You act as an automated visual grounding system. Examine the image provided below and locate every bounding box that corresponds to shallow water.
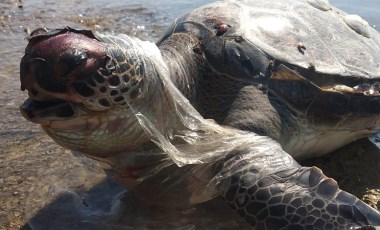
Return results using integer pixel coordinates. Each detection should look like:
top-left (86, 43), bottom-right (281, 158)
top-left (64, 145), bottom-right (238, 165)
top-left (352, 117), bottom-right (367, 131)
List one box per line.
top-left (0, 0), bottom-right (380, 229)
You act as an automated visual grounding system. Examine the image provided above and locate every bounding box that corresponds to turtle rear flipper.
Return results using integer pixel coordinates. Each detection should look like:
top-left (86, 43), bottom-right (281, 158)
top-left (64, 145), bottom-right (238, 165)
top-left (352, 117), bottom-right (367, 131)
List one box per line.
top-left (215, 147), bottom-right (380, 229)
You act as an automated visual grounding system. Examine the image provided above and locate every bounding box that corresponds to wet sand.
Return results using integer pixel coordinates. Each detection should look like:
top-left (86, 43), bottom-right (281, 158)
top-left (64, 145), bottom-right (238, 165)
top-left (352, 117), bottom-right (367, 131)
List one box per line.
top-left (0, 1), bottom-right (169, 228)
top-left (0, 0), bottom-right (379, 229)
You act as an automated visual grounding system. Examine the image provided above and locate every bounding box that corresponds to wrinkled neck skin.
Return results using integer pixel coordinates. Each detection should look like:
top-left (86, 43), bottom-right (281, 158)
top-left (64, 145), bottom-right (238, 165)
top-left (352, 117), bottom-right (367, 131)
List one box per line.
top-left (94, 33), bottom-right (204, 159)
top-left (101, 34), bottom-right (223, 206)
top-left (120, 33), bottom-right (205, 145)
top-left (121, 33), bottom-right (206, 148)
top-left (158, 33), bottom-right (204, 102)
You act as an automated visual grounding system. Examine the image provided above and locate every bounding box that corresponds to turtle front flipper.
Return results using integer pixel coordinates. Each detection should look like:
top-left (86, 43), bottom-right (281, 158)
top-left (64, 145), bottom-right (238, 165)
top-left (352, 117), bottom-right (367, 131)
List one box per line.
top-left (215, 146), bottom-right (380, 229)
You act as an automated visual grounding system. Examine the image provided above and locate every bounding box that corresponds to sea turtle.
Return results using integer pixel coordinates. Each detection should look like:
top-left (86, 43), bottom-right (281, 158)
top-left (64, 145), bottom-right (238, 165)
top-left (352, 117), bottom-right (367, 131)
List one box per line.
top-left (19, 0), bottom-right (380, 229)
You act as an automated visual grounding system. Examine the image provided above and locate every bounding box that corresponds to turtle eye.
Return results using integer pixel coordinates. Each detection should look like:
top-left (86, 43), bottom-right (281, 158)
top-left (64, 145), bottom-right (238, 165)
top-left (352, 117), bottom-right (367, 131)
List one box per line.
top-left (56, 49), bottom-right (88, 76)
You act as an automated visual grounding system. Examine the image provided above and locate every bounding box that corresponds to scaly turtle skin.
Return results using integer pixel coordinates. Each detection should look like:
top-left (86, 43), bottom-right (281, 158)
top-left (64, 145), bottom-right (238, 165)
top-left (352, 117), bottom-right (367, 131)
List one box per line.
top-left (19, 0), bottom-right (380, 229)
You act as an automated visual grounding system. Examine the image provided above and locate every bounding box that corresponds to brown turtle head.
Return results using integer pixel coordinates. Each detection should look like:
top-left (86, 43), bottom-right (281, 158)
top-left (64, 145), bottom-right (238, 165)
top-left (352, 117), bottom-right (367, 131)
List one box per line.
top-left (20, 27), bottom-right (149, 156)
top-left (20, 28), bottom-right (106, 95)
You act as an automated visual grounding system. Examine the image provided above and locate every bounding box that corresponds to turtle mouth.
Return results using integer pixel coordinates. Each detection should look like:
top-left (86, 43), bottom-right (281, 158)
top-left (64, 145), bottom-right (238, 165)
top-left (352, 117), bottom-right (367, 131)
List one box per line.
top-left (20, 90), bottom-right (76, 125)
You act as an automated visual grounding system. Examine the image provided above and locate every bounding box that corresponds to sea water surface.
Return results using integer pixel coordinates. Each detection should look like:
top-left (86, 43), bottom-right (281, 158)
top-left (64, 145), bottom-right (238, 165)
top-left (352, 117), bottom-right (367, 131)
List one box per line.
top-left (0, 0), bottom-right (379, 229)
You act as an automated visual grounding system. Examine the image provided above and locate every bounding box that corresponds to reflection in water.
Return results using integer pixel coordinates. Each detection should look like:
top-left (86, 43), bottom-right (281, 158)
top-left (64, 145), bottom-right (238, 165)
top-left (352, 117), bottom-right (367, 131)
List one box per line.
top-left (330, 0), bottom-right (380, 29)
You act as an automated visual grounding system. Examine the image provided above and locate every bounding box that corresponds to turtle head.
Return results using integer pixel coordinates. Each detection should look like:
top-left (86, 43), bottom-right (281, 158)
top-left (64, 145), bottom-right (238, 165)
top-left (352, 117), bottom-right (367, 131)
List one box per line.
top-left (20, 27), bottom-right (150, 156)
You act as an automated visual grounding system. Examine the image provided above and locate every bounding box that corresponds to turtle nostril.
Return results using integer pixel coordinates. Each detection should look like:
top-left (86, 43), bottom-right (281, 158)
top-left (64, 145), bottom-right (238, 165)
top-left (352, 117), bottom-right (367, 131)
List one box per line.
top-left (20, 56), bottom-right (45, 91)
top-left (20, 53), bottom-right (68, 93)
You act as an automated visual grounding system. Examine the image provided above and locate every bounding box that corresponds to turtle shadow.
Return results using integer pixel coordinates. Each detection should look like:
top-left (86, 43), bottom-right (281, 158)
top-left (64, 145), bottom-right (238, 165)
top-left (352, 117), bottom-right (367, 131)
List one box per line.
top-left (20, 179), bottom-right (132, 230)
top-left (20, 179), bottom-right (250, 230)
top-left (301, 138), bottom-right (380, 209)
